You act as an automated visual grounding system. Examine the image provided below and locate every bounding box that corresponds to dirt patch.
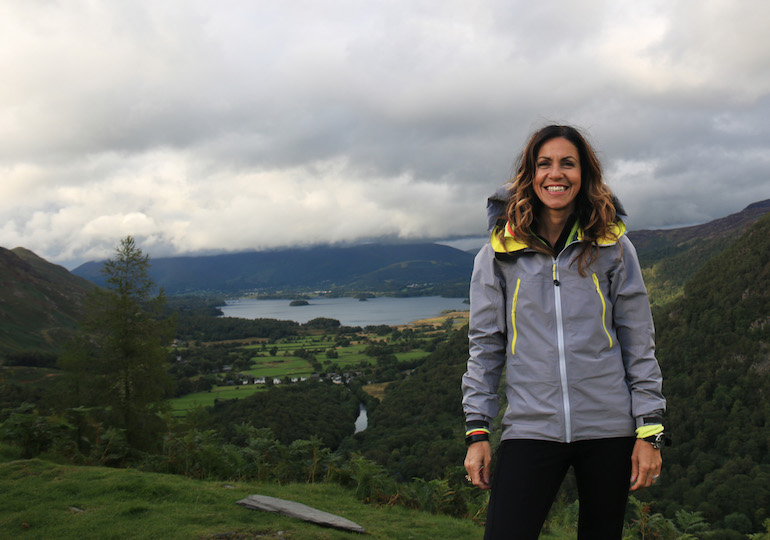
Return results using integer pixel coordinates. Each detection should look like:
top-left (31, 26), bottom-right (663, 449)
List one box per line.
top-left (362, 382), bottom-right (390, 401)
top-left (399, 310), bottom-right (469, 329)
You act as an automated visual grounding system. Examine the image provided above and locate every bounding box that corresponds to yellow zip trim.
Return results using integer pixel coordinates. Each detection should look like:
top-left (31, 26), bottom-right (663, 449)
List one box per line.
top-left (592, 273), bottom-right (613, 348)
top-left (511, 278), bottom-right (521, 355)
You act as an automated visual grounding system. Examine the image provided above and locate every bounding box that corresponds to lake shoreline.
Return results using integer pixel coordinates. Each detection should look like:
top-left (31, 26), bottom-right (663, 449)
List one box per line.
top-left (219, 296), bottom-right (470, 328)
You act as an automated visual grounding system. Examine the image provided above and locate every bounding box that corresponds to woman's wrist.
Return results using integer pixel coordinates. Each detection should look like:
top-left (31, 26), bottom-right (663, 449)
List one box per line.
top-left (465, 420), bottom-right (490, 445)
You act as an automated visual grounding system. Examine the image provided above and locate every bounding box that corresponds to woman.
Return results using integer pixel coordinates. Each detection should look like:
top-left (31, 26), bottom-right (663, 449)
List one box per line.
top-left (462, 125), bottom-right (667, 539)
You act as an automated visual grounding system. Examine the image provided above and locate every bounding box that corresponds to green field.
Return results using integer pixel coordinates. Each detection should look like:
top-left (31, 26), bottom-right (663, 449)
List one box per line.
top-left (168, 385), bottom-right (266, 414)
top-left (243, 357), bottom-right (315, 378)
top-left (242, 336), bottom-right (337, 352)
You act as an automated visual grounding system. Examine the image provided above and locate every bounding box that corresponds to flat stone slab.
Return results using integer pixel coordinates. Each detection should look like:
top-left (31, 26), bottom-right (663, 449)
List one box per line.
top-left (237, 494), bottom-right (365, 534)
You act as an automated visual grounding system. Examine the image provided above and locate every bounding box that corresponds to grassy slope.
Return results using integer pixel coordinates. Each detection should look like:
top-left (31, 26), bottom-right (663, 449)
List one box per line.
top-left (629, 200), bottom-right (770, 307)
top-left (0, 247), bottom-right (95, 356)
top-left (0, 458), bottom-right (483, 539)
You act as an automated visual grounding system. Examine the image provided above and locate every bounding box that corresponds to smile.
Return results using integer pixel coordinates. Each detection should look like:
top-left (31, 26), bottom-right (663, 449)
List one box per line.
top-left (545, 186), bottom-right (568, 192)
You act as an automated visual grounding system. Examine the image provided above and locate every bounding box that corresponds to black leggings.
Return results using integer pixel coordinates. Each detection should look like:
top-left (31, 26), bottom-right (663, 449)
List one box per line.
top-left (484, 437), bottom-right (636, 540)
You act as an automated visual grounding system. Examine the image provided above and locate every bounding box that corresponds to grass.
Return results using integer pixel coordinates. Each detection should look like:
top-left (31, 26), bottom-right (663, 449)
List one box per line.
top-left (0, 458), bottom-right (484, 539)
top-left (243, 357), bottom-right (315, 378)
top-left (0, 366), bottom-right (62, 386)
top-left (400, 310), bottom-right (469, 330)
top-left (242, 336), bottom-right (337, 352)
top-left (168, 385), bottom-right (267, 414)
top-left (361, 383), bottom-right (390, 401)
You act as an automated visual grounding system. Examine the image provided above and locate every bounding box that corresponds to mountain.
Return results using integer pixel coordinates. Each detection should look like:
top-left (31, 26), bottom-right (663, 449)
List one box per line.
top-left (72, 243), bottom-right (476, 296)
top-left (628, 200), bottom-right (770, 305)
top-left (629, 199), bottom-right (770, 258)
top-left (0, 247), bottom-right (96, 357)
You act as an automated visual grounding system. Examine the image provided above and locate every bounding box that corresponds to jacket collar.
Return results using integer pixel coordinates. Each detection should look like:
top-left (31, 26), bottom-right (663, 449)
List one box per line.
top-left (490, 218), bottom-right (627, 254)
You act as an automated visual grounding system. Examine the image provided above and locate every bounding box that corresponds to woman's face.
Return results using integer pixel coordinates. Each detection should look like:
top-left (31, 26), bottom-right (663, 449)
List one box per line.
top-left (533, 137), bottom-right (582, 214)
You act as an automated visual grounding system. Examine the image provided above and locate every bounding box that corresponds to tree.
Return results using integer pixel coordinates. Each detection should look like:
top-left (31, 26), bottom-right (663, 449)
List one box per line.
top-left (61, 236), bottom-right (174, 451)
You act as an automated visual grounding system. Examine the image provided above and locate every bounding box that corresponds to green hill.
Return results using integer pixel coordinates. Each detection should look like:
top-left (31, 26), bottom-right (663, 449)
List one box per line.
top-left (629, 199), bottom-right (770, 306)
top-left (0, 247), bottom-right (96, 358)
top-left (0, 457), bottom-right (484, 539)
top-left (649, 212), bottom-right (770, 530)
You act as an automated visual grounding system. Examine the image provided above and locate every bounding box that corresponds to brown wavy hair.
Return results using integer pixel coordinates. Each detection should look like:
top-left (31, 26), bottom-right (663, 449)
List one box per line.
top-left (499, 125), bottom-right (619, 274)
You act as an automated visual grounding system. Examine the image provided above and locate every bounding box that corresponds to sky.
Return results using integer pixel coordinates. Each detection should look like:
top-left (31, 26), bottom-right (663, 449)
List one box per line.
top-left (2, 1), bottom-right (770, 269)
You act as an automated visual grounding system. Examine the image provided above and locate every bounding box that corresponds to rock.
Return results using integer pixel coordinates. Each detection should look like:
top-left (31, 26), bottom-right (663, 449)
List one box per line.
top-left (236, 494), bottom-right (365, 534)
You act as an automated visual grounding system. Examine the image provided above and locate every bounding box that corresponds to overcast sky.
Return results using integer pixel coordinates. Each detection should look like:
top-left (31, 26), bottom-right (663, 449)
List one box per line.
top-left (3, 1), bottom-right (770, 269)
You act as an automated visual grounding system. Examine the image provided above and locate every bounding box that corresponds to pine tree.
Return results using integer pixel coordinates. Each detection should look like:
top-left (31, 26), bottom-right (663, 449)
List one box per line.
top-left (61, 236), bottom-right (174, 451)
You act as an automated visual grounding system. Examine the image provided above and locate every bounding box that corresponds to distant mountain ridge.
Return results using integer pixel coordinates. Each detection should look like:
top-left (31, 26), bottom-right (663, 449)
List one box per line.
top-left (628, 199), bottom-right (770, 261)
top-left (71, 243), bottom-right (476, 296)
top-left (628, 199), bottom-right (770, 305)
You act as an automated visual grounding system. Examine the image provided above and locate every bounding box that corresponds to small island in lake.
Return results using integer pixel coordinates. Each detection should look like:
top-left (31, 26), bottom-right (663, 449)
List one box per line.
top-left (289, 300), bottom-right (309, 307)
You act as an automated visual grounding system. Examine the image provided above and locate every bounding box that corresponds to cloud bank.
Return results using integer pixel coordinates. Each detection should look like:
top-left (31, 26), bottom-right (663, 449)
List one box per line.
top-left (2, 0), bottom-right (769, 267)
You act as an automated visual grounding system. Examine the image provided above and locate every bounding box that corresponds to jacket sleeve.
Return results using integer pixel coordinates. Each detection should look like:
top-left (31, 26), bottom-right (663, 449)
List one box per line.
top-left (462, 243), bottom-right (507, 425)
top-left (609, 236), bottom-right (666, 427)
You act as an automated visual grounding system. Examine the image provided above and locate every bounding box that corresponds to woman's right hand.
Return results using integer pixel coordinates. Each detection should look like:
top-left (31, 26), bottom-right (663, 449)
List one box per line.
top-left (464, 440), bottom-right (492, 489)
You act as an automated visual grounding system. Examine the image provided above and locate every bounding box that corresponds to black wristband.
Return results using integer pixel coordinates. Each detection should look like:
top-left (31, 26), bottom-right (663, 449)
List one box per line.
top-left (465, 433), bottom-right (490, 446)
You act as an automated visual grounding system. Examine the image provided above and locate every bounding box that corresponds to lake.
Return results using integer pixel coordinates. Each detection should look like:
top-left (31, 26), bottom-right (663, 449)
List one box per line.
top-left (218, 296), bottom-right (469, 327)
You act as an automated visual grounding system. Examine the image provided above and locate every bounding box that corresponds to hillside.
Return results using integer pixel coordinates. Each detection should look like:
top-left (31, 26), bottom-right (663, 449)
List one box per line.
top-left (628, 199), bottom-right (770, 305)
top-left (648, 211), bottom-right (770, 529)
top-left (0, 458), bottom-right (484, 539)
top-left (0, 247), bottom-right (96, 358)
top-left (72, 242), bottom-right (475, 296)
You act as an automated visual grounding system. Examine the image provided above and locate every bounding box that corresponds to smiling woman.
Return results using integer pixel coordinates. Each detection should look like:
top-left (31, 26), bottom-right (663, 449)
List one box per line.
top-left (462, 124), bottom-right (666, 539)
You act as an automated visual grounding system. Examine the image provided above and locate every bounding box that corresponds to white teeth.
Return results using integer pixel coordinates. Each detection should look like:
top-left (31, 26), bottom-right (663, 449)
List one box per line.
top-left (546, 186), bottom-right (567, 192)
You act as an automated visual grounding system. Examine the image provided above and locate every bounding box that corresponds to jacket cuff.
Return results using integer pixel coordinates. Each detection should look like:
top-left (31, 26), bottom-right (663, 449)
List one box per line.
top-left (465, 418), bottom-right (491, 431)
top-left (635, 411), bottom-right (664, 429)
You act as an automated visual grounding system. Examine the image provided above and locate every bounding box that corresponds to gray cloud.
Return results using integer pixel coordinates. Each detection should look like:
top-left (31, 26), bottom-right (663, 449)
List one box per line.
top-left (1, 0), bottom-right (769, 268)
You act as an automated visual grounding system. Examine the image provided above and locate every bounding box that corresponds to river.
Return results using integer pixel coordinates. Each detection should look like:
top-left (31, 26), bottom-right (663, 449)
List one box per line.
top-left (218, 296), bottom-right (469, 327)
top-left (354, 403), bottom-right (368, 434)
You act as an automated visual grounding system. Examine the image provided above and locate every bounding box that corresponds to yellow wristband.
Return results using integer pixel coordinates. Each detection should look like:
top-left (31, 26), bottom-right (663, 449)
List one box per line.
top-left (636, 424), bottom-right (664, 439)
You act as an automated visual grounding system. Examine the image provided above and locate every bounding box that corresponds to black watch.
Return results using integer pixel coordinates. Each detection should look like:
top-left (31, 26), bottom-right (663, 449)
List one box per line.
top-left (643, 432), bottom-right (671, 450)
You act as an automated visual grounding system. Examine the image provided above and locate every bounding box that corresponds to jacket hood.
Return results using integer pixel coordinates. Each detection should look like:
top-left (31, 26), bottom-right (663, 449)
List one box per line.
top-left (485, 184), bottom-right (629, 234)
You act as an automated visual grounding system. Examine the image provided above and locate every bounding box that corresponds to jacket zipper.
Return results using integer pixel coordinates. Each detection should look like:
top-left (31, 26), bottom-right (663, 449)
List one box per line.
top-left (591, 273), bottom-right (614, 348)
top-left (552, 260), bottom-right (572, 443)
top-left (510, 278), bottom-right (521, 355)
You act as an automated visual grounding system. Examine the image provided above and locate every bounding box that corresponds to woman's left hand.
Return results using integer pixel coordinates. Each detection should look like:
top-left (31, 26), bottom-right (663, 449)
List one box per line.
top-left (630, 438), bottom-right (662, 491)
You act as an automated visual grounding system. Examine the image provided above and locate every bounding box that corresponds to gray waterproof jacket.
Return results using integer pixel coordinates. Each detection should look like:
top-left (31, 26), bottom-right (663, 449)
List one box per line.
top-left (462, 187), bottom-right (666, 442)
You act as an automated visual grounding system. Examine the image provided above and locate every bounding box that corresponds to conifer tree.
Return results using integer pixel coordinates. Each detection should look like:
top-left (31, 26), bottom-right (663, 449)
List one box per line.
top-left (61, 236), bottom-right (174, 451)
